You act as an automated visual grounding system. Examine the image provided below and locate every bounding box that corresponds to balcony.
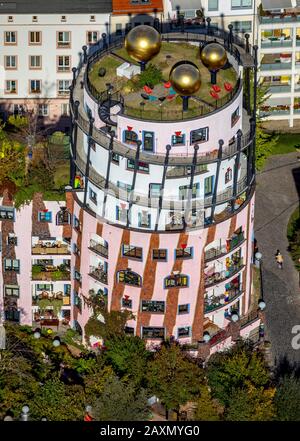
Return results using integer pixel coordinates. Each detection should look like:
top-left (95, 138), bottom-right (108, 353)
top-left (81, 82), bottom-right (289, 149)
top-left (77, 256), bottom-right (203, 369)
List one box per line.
top-left (260, 62), bottom-right (292, 71)
top-left (205, 232), bottom-right (245, 262)
top-left (32, 263), bottom-right (71, 281)
top-left (261, 39), bottom-right (293, 49)
top-left (204, 288), bottom-right (243, 314)
top-left (259, 10), bottom-right (300, 24)
top-left (205, 260), bottom-right (244, 288)
top-left (263, 84), bottom-right (291, 93)
top-left (88, 265), bottom-right (108, 284)
top-left (89, 239), bottom-right (108, 258)
top-left (32, 240), bottom-right (70, 255)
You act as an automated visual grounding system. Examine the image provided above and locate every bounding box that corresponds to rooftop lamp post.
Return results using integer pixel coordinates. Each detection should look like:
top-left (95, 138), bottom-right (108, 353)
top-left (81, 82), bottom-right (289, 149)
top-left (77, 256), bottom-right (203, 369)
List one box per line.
top-left (20, 405), bottom-right (30, 421)
top-left (169, 61), bottom-right (201, 112)
top-left (33, 327), bottom-right (61, 347)
top-left (200, 42), bottom-right (228, 85)
top-left (124, 25), bottom-right (161, 72)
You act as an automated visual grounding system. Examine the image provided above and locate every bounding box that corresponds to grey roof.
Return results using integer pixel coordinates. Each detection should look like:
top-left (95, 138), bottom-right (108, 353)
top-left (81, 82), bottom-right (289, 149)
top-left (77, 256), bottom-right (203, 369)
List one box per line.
top-left (261, 0), bottom-right (292, 10)
top-left (0, 1), bottom-right (112, 14)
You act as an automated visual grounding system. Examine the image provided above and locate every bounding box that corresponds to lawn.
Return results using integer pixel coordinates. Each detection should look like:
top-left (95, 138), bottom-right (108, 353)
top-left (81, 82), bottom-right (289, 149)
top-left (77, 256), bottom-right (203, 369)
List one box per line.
top-left (88, 42), bottom-right (238, 120)
top-left (287, 207), bottom-right (300, 272)
top-left (270, 133), bottom-right (300, 155)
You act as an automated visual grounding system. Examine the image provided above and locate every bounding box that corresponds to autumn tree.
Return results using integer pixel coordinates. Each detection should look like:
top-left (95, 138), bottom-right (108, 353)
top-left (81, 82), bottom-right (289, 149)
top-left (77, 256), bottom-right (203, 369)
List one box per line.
top-left (275, 376), bottom-right (300, 421)
top-left (147, 342), bottom-right (204, 418)
top-left (0, 122), bottom-right (26, 189)
top-left (193, 384), bottom-right (223, 421)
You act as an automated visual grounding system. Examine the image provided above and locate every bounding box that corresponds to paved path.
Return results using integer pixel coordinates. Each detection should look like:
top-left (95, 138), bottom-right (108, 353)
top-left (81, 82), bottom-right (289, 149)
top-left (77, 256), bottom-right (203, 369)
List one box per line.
top-left (255, 152), bottom-right (300, 367)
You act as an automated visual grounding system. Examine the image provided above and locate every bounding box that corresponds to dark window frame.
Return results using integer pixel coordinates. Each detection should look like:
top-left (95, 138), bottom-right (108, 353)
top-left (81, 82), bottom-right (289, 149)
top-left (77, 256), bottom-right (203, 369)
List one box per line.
top-left (190, 127), bottom-right (209, 144)
top-left (141, 300), bottom-right (165, 313)
top-left (117, 270), bottom-right (142, 287)
top-left (152, 249), bottom-right (168, 261)
top-left (175, 247), bottom-right (193, 259)
top-left (122, 245), bottom-right (143, 260)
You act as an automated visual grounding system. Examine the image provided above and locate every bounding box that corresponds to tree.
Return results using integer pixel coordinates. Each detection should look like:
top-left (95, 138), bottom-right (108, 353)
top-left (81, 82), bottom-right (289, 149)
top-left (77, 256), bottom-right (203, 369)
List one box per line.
top-left (147, 342), bottom-right (204, 417)
top-left (193, 384), bottom-right (222, 421)
top-left (275, 376), bottom-right (300, 421)
top-left (207, 341), bottom-right (270, 407)
top-left (104, 335), bottom-right (150, 387)
top-left (225, 384), bottom-right (275, 421)
top-left (29, 378), bottom-right (85, 421)
top-left (0, 122), bottom-right (26, 189)
top-left (138, 64), bottom-right (163, 88)
top-left (92, 376), bottom-right (149, 421)
top-left (84, 309), bottom-right (134, 341)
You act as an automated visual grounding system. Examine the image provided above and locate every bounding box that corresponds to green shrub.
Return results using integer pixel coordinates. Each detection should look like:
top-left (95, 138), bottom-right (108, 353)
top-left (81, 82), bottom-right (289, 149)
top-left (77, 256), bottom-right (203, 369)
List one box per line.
top-left (98, 67), bottom-right (106, 77)
top-left (138, 64), bottom-right (163, 88)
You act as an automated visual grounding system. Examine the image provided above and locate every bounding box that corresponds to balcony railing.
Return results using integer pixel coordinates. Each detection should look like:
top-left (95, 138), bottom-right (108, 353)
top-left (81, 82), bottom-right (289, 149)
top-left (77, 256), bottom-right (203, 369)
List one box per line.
top-left (261, 39), bottom-right (293, 48)
top-left (205, 260), bottom-right (244, 288)
top-left (263, 84), bottom-right (291, 93)
top-left (205, 232), bottom-right (245, 262)
top-left (32, 264), bottom-right (71, 281)
top-left (32, 242), bottom-right (70, 255)
top-left (88, 266), bottom-right (108, 284)
top-left (89, 239), bottom-right (108, 258)
top-left (260, 13), bottom-right (300, 24)
top-left (204, 288), bottom-right (243, 313)
top-left (260, 62), bottom-right (292, 71)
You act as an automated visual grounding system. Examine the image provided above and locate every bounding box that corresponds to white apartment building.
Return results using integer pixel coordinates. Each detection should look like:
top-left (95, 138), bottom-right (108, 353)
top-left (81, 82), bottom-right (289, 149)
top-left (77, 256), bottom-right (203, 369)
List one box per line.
top-left (257, 0), bottom-right (300, 127)
top-left (0, 1), bottom-right (112, 129)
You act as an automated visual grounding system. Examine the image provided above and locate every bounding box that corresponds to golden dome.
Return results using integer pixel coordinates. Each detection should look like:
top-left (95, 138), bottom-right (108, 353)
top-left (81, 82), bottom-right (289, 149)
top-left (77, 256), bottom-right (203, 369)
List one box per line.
top-left (169, 61), bottom-right (201, 96)
top-left (124, 25), bottom-right (161, 63)
top-left (200, 42), bottom-right (227, 71)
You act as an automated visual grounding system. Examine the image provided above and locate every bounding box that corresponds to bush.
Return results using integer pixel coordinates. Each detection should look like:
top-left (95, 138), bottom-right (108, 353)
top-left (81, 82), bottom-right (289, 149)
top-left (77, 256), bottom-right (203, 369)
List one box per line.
top-left (138, 64), bottom-right (163, 88)
top-left (98, 67), bottom-right (106, 77)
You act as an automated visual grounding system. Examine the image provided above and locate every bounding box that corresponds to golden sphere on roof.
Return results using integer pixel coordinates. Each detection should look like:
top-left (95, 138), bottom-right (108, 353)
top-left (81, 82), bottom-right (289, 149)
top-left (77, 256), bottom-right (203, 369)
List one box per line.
top-left (200, 42), bottom-right (227, 71)
top-left (169, 61), bottom-right (201, 96)
top-left (124, 25), bottom-right (161, 63)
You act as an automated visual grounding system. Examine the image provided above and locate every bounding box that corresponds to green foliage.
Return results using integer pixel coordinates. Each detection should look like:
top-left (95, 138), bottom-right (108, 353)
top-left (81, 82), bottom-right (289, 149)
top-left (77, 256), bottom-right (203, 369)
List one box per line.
top-left (29, 378), bottom-right (85, 421)
top-left (138, 64), bottom-right (163, 88)
top-left (207, 341), bottom-right (270, 407)
top-left (193, 385), bottom-right (222, 421)
top-left (255, 125), bottom-right (278, 171)
top-left (287, 208), bottom-right (300, 272)
top-left (147, 342), bottom-right (203, 412)
top-left (92, 376), bottom-right (149, 421)
top-left (7, 115), bottom-right (30, 130)
top-left (224, 384), bottom-right (275, 421)
top-left (49, 131), bottom-right (70, 146)
top-left (275, 376), bottom-right (300, 421)
top-left (84, 309), bottom-right (134, 340)
top-left (0, 122), bottom-right (26, 188)
top-left (104, 335), bottom-right (150, 386)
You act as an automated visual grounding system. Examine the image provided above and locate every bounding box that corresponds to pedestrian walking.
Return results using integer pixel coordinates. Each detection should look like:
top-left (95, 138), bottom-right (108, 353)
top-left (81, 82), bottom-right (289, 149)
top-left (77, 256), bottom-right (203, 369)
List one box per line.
top-left (275, 250), bottom-right (283, 269)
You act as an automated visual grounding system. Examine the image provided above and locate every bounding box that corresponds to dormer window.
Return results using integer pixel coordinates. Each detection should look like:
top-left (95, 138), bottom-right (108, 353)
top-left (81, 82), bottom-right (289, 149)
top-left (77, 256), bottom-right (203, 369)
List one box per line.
top-left (61, 16), bottom-right (67, 22)
top-left (32, 16), bottom-right (38, 22)
top-left (8, 16), bottom-right (13, 22)
top-left (90, 15), bottom-right (96, 22)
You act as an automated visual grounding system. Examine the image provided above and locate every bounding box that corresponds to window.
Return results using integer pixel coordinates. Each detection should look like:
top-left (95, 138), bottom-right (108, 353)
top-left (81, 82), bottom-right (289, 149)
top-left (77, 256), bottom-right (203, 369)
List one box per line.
top-left (8, 16), bottom-right (13, 22)
top-left (56, 208), bottom-right (71, 225)
top-left (124, 130), bottom-right (138, 145)
top-left (178, 304), bottom-right (190, 314)
top-left (118, 270), bottom-right (142, 287)
top-left (5, 259), bottom-right (20, 272)
top-left (57, 55), bottom-right (71, 72)
top-left (32, 15), bottom-right (38, 22)
top-left (73, 215), bottom-right (80, 231)
top-left (225, 167), bottom-right (232, 184)
top-left (122, 245), bottom-right (143, 260)
top-left (116, 24), bottom-right (123, 36)
top-left (179, 183), bottom-right (200, 200)
top-left (232, 21), bottom-right (252, 33)
top-left (190, 127), bottom-right (209, 144)
top-left (87, 31), bottom-right (98, 44)
top-left (122, 297), bottom-right (132, 308)
top-left (117, 181), bottom-right (132, 193)
top-left (4, 31), bottom-right (17, 44)
top-left (149, 183), bottom-right (162, 198)
top-left (141, 300), bottom-right (165, 313)
top-left (142, 327), bottom-right (165, 339)
top-left (29, 31), bottom-right (41, 44)
top-left (116, 205), bottom-right (128, 223)
top-left (127, 159), bottom-right (149, 173)
top-left (138, 211), bottom-right (151, 228)
top-left (8, 233), bottom-right (17, 245)
top-left (152, 249), bottom-right (167, 261)
top-left (58, 80), bottom-right (71, 96)
top-left (208, 0), bottom-right (219, 10)
top-left (57, 31), bottom-right (71, 48)
top-left (90, 15), bottom-right (96, 22)
top-left (0, 206), bottom-right (14, 220)
top-left (112, 153), bottom-right (120, 164)
top-left (89, 188), bottom-right (97, 204)
top-left (29, 55), bottom-right (42, 69)
top-left (125, 326), bottom-right (134, 335)
top-left (231, 0), bottom-right (252, 9)
top-left (175, 246), bottom-right (193, 259)
top-left (5, 80), bottom-right (17, 94)
top-left (30, 79), bottom-right (41, 94)
top-left (4, 55), bottom-right (17, 69)
top-left (178, 326), bottom-right (191, 338)
top-left (73, 243), bottom-right (80, 256)
top-left (143, 131), bottom-right (155, 152)
top-left (171, 133), bottom-right (185, 146)
top-left (61, 15), bottom-right (67, 22)
top-left (38, 211), bottom-right (52, 222)
top-left (5, 285), bottom-right (19, 297)
top-left (204, 176), bottom-right (214, 196)
top-left (38, 104), bottom-right (48, 117)
top-left (5, 309), bottom-right (20, 322)
top-left (61, 103), bottom-right (69, 116)
top-left (164, 274), bottom-right (189, 288)
top-left (231, 107), bottom-right (240, 127)
top-left (74, 270), bottom-right (81, 282)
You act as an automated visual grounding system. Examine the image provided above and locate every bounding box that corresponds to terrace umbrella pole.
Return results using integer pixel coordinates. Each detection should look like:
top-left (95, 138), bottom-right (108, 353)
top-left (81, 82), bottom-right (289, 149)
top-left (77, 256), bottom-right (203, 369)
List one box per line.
top-left (140, 61), bottom-right (146, 72)
top-left (210, 70), bottom-right (217, 85)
